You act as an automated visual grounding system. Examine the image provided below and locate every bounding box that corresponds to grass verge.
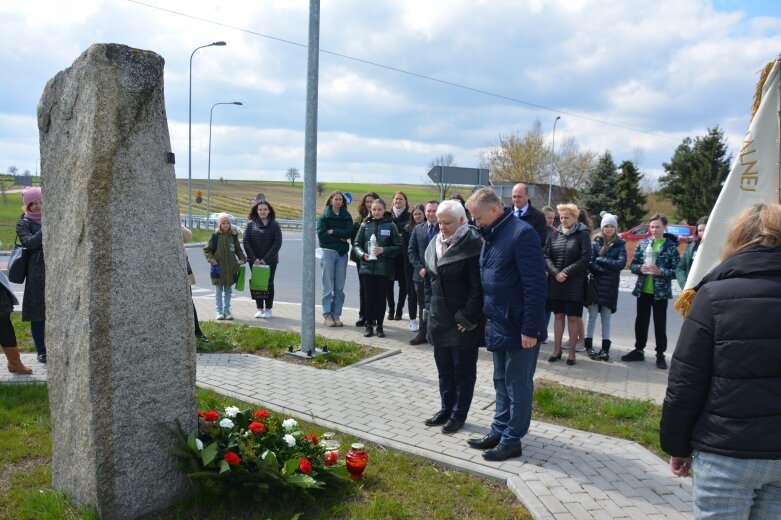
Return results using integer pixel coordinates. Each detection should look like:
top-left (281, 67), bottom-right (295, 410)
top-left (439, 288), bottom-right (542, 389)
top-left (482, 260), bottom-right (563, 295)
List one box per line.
top-left (197, 321), bottom-right (385, 370)
top-left (0, 385), bottom-right (530, 520)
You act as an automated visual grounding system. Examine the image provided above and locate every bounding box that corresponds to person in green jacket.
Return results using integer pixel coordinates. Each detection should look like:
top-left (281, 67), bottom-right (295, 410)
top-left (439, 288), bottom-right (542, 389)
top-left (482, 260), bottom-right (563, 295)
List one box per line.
top-left (353, 198), bottom-right (402, 338)
top-left (676, 216), bottom-right (708, 289)
top-left (317, 190), bottom-right (353, 327)
top-left (204, 213), bottom-right (246, 321)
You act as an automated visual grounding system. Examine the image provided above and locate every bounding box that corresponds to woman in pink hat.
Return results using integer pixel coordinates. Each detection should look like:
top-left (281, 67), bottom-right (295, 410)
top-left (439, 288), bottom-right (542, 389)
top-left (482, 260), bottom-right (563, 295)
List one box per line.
top-left (16, 187), bottom-right (46, 363)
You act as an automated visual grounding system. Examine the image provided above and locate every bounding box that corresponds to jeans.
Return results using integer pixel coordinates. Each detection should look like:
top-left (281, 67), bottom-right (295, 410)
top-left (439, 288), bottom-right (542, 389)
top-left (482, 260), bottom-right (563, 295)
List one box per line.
top-left (586, 304), bottom-right (612, 340)
top-left (490, 344), bottom-right (540, 445)
top-left (215, 285), bottom-right (232, 315)
top-left (433, 347), bottom-right (479, 422)
top-left (320, 249), bottom-right (348, 318)
top-left (31, 320), bottom-right (45, 353)
top-left (634, 292), bottom-right (668, 354)
top-left (692, 450), bottom-right (781, 520)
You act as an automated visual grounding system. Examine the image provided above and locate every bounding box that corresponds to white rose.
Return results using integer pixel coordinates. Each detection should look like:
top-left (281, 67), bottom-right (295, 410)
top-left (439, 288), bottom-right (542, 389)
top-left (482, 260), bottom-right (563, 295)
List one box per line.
top-left (219, 418), bottom-right (234, 429)
top-left (283, 434), bottom-right (296, 447)
top-left (224, 406), bottom-right (240, 418)
top-left (282, 418), bottom-right (297, 431)
top-left (195, 438), bottom-right (203, 451)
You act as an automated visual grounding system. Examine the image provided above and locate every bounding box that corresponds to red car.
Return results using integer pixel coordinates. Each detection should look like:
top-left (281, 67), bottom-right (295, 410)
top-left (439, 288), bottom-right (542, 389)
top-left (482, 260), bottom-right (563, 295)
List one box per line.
top-left (620, 223), bottom-right (696, 243)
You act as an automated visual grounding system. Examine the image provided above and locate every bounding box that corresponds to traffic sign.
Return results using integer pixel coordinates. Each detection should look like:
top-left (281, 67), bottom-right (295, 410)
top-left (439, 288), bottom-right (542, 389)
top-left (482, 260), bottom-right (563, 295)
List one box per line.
top-left (426, 166), bottom-right (489, 186)
top-left (343, 192), bottom-right (353, 204)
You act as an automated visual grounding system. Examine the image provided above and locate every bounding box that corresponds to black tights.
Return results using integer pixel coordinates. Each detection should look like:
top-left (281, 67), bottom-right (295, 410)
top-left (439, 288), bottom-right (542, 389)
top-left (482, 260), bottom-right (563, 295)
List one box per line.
top-left (362, 274), bottom-right (389, 326)
top-left (0, 313), bottom-right (17, 348)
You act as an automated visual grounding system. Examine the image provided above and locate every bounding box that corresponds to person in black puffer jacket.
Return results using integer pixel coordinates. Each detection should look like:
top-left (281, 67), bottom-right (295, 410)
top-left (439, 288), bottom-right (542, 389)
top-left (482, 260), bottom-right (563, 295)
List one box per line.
top-left (544, 203), bottom-right (591, 365)
top-left (585, 212), bottom-right (626, 361)
top-left (243, 201), bottom-right (282, 318)
top-left (660, 203), bottom-right (781, 519)
top-left (421, 201), bottom-right (484, 435)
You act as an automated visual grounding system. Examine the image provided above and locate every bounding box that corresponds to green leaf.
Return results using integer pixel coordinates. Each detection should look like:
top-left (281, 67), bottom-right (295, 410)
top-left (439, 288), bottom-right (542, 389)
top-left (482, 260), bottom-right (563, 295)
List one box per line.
top-left (201, 441), bottom-right (218, 467)
top-left (186, 432), bottom-right (198, 453)
top-left (282, 457), bottom-right (299, 477)
top-left (285, 473), bottom-right (321, 489)
top-left (261, 450), bottom-right (278, 470)
top-left (219, 459), bottom-right (230, 474)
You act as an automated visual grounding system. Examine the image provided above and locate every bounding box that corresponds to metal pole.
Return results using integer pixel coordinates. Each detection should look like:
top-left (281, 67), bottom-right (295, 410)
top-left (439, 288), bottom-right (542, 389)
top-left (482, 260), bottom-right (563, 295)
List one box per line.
top-left (188, 41), bottom-right (226, 228)
top-left (301, 0), bottom-right (320, 355)
top-left (439, 165), bottom-right (444, 200)
top-left (207, 101), bottom-right (242, 227)
top-left (547, 115), bottom-right (561, 208)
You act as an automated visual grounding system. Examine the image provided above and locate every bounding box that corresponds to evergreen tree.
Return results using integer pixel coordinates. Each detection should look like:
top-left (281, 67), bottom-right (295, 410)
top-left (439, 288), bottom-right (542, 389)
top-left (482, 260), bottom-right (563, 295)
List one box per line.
top-left (659, 126), bottom-right (731, 223)
top-left (613, 160), bottom-right (647, 230)
top-left (579, 151), bottom-right (617, 219)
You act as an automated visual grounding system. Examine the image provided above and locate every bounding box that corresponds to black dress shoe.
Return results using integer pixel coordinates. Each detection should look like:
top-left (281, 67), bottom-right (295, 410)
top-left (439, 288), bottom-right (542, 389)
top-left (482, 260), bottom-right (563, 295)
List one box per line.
top-left (376, 326), bottom-right (385, 338)
top-left (424, 409), bottom-right (450, 426)
top-left (363, 326), bottom-right (374, 338)
top-left (387, 312), bottom-right (395, 320)
top-left (441, 418), bottom-right (465, 434)
top-left (547, 353), bottom-right (562, 363)
top-left (566, 357), bottom-right (576, 366)
top-left (356, 318), bottom-right (366, 327)
top-left (409, 334), bottom-right (427, 345)
top-left (37, 351), bottom-right (47, 364)
top-left (467, 434), bottom-right (501, 450)
top-left (483, 442), bottom-right (523, 461)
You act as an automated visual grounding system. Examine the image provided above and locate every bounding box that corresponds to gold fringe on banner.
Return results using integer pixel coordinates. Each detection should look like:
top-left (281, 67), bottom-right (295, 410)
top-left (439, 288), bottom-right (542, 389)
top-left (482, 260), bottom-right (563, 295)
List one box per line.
top-left (674, 288), bottom-right (697, 318)
top-left (751, 60), bottom-right (776, 119)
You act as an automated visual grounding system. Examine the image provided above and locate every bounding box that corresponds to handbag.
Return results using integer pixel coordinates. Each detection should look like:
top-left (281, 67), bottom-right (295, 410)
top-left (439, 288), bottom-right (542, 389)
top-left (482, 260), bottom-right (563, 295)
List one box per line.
top-left (7, 236), bottom-right (29, 284)
top-left (584, 273), bottom-right (597, 306)
top-left (235, 265), bottom-right (247, 291)
top-left (250, 265), bottom-right (270, 292)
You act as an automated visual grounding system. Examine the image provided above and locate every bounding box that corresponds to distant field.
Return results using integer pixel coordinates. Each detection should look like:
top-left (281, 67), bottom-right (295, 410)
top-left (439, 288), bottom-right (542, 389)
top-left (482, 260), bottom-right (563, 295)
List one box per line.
top-left (176, 179), bottom-right (442, 221)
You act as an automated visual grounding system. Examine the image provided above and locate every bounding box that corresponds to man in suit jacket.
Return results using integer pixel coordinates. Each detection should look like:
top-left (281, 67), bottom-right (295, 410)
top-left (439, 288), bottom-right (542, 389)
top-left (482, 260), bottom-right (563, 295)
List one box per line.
top-left (407, 200), bottom-right (439, 345)
top-left (511, 183), bottom-right (547, 246)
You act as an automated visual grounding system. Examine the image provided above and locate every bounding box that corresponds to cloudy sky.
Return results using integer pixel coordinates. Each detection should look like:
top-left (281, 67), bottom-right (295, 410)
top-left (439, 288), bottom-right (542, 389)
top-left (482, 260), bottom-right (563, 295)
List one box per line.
top-left (1, 0), bottom-right (779, 185)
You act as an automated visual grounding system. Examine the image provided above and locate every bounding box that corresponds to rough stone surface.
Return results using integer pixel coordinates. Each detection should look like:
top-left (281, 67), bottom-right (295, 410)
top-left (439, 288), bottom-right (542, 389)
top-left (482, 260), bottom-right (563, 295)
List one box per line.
top-left (38, 43), bottom-right (196, 520)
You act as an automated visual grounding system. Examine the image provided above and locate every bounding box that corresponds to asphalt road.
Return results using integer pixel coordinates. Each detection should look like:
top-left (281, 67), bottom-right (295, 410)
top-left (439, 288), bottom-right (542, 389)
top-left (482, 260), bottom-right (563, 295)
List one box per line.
top-left (187, 230), bottom-right (684, 349)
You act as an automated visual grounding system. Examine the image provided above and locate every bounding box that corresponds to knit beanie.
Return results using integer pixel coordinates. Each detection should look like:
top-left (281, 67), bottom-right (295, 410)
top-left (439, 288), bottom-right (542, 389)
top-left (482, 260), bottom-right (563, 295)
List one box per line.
top-left (600, 211), bottom-right (618, 230)
top-left (217, 212), bottom-right (232, 229)
top-left (22, 187), bottom-right (42, 208)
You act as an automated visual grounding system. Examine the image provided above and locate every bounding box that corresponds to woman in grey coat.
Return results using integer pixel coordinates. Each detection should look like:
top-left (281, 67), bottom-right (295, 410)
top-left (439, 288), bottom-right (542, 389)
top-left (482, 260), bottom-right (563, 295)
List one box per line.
top-left (422, 200), bottom-right (484, 435)
top-left (16, 187), bottom-right (46, 363)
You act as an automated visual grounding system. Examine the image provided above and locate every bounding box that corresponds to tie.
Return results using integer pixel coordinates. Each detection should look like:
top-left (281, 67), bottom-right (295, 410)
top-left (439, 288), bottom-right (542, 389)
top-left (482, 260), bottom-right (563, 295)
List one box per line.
top-left (516, 208), bottom-right (522, 219)
top-left (426, 224), bottom-right (434, 242)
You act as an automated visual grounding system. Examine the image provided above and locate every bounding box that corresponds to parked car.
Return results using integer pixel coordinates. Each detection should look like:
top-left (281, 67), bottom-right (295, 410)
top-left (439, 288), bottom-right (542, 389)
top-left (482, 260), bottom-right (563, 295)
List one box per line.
top-left (620, 223), bottom-right (696, 243)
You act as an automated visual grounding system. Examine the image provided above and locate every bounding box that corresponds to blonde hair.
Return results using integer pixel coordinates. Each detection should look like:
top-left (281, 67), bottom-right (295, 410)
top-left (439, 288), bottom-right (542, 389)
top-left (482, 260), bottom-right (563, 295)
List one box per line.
top-left (556, 203), bottom-right (579, 220)
top-left (721, 203), bottom-right (781, 260)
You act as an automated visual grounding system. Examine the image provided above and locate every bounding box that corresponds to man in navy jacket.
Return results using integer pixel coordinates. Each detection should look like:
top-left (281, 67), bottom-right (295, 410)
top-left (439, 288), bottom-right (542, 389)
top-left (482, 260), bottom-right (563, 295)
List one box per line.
top-left (465, 188), bottom-right (547, 461)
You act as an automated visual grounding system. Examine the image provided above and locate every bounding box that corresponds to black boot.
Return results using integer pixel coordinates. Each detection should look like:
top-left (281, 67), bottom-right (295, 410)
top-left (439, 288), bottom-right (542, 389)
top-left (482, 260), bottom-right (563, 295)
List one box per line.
top-left (597, 340), bottom-right (611, 361)
top-left (585, 338), bottom-right (596, 359)
top-left (364, 324), bottom-right (374, 337)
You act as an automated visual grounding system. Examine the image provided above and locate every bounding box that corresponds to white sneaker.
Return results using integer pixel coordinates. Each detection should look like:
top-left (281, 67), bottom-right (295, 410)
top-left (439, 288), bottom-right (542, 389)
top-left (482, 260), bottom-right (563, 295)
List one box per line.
top-left (224, 310), bottom-right (234, 321)
top-left (408, 319), bottom-right (419, 332)
top-left (216, 313), bottom-right (225, 320)
top-left (575, 340), bottom-right (585, 352)
top-left (254, 310), bottom-right (263, 319)
top-left (263, 309), bottom-right (272, 319)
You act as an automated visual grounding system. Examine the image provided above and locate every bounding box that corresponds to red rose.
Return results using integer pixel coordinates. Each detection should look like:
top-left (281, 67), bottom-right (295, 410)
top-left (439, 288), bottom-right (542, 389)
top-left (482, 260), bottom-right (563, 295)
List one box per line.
top-left (248, 421), bottom-right (266, 435)
top-left (298, 457), bottom-right (312, 474)
top-left (204, 410), bottom-right (219, 422)
top-left (304, 434), bottom-right (319, 445)
top-left (324, 451), bottom-right (338, 467)
top-left (224, 452), bottom-right (241, 465)
top-left (253, 409), bottom-right (270, 420)
top-left (197, 411), bottom-right (204, 418)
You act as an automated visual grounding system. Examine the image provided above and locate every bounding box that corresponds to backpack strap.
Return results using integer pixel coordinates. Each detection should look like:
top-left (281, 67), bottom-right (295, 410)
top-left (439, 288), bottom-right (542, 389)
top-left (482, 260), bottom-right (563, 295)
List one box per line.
top-left (211, 232), bottom-right (218, 254)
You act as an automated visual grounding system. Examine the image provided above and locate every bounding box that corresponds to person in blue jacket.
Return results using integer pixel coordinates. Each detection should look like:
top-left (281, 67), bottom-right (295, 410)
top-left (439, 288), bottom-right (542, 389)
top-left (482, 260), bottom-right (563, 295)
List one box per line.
top-left (464, 188), bottom-right (547, 462)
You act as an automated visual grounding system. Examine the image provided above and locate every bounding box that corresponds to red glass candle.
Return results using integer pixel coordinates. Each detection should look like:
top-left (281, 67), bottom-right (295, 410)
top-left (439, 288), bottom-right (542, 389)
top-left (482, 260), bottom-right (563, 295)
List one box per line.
top-left (345, 443), bottom-right (368, 480)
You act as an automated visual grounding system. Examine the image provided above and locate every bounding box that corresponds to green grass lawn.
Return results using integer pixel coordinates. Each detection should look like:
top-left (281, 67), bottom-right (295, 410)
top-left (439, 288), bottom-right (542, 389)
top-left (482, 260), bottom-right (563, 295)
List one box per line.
top-left (0, 385), bottom-right (530, 520)
top-left (0, 193), bottom-right (24, 250)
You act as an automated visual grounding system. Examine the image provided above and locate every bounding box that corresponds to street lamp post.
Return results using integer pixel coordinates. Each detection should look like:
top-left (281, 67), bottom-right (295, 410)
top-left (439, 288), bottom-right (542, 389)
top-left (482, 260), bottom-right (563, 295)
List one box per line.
top-left (547, 115), bottom-right (562, 208)
top-left (207, 101), bottom-right (243, 227)
top-left (188, 41), bottom-right (226, 228)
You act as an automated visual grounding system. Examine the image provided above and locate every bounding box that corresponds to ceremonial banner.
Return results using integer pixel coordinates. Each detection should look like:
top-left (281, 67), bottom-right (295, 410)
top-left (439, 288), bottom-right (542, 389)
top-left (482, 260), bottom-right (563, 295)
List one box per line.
top-left (680, 60), bottom-right (780, 302)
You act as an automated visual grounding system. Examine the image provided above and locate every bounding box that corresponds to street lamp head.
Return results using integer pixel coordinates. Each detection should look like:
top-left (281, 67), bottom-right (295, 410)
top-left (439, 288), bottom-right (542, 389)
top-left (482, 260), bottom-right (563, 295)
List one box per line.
top-left (213, 41), bottom-right (227, 46)
top-left (555, 115), bottom-right (561, 122)
top-left (233, 102), bottom-right (243, 105)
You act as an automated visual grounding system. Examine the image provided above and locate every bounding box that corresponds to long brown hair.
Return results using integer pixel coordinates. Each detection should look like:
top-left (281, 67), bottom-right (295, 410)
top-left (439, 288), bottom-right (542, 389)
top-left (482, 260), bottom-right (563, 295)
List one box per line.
top-left (721, 203), bottom-right (781, 260)
top-left (357, 191), bottom-right (379, 220)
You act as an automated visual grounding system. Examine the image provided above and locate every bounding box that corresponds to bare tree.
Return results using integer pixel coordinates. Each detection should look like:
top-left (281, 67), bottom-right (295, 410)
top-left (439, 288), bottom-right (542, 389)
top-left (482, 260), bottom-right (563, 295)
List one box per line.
top-left (428, 153), bottom-right (456, 199)
top-left (7, 165), bottom-right (17, 177)
top-left (485, 120), bottom-right (548, 184)
top-left (285, 167), bottom-right (300, 186)
top-left (554, 137), bottom-right (596, 192)
top-left (316, 182), bottom-right (324, 197)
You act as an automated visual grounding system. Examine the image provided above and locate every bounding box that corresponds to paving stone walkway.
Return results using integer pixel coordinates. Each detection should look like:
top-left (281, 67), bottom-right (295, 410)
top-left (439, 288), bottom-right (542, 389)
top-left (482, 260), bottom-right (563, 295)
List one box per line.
top-left (1, 290), bottom-right (692, 519)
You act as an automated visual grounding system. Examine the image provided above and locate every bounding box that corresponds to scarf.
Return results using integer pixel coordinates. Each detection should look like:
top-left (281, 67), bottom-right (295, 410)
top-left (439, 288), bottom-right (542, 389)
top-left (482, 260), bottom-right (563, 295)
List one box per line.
top-left (392, 207), bottom-right (404, 218)
top-left (436, 223), bottom-right (469, 259)
top-left (25, 208), bottom-right (42, 223)
top-left (559, 225), bottom-right (573, 236)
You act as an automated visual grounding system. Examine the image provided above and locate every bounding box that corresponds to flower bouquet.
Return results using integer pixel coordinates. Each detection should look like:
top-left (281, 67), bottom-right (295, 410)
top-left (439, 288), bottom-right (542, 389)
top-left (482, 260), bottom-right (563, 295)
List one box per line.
top-left (171, 405), bottom-right (351, 498)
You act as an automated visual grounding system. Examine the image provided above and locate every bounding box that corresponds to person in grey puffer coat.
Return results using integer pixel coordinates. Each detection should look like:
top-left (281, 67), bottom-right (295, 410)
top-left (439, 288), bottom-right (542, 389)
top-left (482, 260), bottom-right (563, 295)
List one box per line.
top-left (243, 201), bottom-right (282, 318)
top-left (421, 200), bottom-right (484, 435)
top-left (544, 203), bottom-right (591, 365)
